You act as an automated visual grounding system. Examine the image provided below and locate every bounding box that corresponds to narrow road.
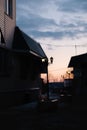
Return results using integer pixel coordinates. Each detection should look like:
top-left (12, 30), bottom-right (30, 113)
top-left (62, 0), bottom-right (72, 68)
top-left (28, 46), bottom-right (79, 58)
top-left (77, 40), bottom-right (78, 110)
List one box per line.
top-left (0, 102), bottom-right (87, 130)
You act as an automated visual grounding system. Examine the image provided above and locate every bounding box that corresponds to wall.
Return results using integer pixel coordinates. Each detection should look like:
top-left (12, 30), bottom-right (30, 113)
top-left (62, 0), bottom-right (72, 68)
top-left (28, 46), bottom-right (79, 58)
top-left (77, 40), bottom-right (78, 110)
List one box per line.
top-left (0, 50), bottom-right (41, 107)
top-left (0, 0), bottom-right (5, 36)
top-left (0, 0), bottom-right (16, 47)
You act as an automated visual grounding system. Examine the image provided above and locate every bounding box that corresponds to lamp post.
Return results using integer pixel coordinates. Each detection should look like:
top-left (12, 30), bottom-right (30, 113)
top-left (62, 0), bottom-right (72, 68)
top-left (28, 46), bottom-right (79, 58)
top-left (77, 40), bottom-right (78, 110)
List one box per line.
top-left (47, 57), bottom-right (53, 100)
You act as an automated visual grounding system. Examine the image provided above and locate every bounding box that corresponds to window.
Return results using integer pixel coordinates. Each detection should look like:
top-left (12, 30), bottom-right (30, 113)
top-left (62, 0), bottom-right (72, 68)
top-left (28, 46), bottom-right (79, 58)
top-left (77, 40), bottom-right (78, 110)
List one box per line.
top-left (0, 30), bottom-right (1, 43)
top-left (0, 51), bottom-right (9, 76)
top-left (0, 28), bottom-right (5, 44)
top-left (5, 0), bottom-right (13, 17)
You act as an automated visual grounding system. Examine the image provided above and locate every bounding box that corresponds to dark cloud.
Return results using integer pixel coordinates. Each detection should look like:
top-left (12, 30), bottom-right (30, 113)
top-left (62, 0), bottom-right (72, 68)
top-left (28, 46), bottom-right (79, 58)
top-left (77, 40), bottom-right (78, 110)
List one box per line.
top-left (16, 0), bottom-right (52, 12)
top-left (17, 12), bottom-right (57, 30)
top-left (27, 27), bottom-right (87, 40)
top-left (17, 16), bottom-right (87, 40)
top-left (57, 0), bottom-right (87, 13)
top-left (17, 0), bottom-right (48, 5)
top-left (16, 0), bottom-right (87, 41)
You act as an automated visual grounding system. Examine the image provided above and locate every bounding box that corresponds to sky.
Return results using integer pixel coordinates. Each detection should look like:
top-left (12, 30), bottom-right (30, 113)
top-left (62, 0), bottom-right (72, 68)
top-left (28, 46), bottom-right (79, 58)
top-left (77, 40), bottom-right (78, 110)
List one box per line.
top-left (16, 0), bottom-right (87, 81)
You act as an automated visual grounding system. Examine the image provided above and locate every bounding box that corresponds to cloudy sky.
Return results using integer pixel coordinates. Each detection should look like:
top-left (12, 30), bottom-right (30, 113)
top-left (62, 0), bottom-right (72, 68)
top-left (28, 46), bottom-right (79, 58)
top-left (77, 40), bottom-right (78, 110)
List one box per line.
top-left (16, 0), bottom-right (87, 80)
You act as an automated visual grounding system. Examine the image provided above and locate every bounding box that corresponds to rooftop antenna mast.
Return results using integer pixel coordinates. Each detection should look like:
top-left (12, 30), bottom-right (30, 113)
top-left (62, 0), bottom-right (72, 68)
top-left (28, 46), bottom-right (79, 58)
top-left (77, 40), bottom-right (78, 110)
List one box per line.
top-left (75, 43), bottom-right (77, 55)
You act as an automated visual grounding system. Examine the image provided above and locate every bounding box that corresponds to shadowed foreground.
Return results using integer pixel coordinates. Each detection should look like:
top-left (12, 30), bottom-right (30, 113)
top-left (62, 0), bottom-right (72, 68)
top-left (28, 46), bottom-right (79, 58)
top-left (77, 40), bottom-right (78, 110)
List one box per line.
top-left (0, 102), bottom-right (87, 130)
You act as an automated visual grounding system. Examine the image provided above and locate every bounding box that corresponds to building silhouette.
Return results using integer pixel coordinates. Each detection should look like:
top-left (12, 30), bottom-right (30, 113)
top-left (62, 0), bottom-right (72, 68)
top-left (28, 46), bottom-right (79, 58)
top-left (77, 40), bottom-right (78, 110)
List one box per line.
top-left (68, 53), bottom-right (87, 105)
top-left (0, 0), bottom-right (48, 107)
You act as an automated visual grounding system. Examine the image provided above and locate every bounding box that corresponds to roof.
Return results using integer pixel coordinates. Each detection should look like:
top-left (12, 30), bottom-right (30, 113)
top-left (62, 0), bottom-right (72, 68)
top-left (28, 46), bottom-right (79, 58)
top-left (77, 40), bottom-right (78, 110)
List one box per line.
top-left (12, 27), bottom-right (47, 58)
top-left (68, 53), bottom-right (87, 68)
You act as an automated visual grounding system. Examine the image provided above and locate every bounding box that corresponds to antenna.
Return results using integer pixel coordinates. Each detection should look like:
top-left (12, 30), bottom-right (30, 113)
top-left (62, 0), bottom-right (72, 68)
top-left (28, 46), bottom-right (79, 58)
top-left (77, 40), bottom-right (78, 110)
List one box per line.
top-left (75, 43), bottom-right (77, 55)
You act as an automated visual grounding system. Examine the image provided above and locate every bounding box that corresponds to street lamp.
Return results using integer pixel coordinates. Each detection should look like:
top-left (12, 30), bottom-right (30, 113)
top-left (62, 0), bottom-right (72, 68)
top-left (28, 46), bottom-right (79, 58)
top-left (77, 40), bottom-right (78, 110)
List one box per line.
top-left (50, 57), bottom-right (53, 64)
top-left (47, 57), bottom-right (53, 100)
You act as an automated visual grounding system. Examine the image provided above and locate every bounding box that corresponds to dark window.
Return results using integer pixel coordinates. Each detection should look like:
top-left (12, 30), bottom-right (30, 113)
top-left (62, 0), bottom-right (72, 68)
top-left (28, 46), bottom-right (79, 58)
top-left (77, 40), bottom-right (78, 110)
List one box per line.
top-left (5, 0), bottom-right (13, 17)
top-left (0, 28), bottom-right (5, 45)
top-left (0, 30), bottom-right (1, 43)
top-left (0, 51), bottom-right (8, 76)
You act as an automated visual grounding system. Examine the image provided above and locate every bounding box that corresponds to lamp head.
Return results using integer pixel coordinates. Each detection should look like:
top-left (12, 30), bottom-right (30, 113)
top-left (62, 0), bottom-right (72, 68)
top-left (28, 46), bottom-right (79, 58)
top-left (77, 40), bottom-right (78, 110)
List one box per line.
top-left (50, 57), bottom-right (53, 64)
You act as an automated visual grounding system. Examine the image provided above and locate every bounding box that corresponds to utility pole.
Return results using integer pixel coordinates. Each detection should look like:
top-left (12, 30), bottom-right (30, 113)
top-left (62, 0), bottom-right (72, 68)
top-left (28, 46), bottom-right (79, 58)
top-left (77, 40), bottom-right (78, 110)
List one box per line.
top-left (47, 65), bottom-right (49, 99)
top-left (47, 57), bottom-right (53, 100)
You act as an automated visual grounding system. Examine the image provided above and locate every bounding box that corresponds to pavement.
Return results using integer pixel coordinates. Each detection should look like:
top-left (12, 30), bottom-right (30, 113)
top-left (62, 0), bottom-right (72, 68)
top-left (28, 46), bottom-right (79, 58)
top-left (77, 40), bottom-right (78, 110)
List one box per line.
top-left (0, 101), bottom-right (87, 130)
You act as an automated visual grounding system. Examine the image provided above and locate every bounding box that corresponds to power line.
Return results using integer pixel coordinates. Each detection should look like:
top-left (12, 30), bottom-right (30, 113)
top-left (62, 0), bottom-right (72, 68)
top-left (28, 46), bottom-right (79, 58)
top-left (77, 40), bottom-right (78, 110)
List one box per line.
top-left (52, 43), bottom-right (87, 55)
top-left (54, 44), bottom-right (87, 47)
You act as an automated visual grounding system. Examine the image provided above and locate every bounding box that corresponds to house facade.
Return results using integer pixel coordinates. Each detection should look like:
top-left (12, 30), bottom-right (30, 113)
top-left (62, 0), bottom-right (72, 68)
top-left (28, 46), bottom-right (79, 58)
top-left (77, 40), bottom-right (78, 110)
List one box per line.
top-left (0, 0), bottom-right (16, 47)
top-left (68, 53), bottom-right (87, 105)
top-left (0, 0), bottom-right (48, 107)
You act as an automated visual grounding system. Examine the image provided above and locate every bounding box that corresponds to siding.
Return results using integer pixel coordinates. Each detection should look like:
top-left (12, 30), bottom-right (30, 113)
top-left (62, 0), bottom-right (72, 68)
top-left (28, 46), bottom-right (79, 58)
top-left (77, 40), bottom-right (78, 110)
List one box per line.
top-left (0, 0), bottom-right (5, 36)
top-left (0, 0), bottom-right (16, 48)
top-left (0, 0), bottom-right (4, 10)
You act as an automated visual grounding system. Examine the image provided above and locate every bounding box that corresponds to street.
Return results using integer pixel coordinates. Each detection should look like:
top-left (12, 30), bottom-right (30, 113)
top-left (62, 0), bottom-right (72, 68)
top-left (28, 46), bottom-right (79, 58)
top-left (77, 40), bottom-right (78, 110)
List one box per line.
top-left (0, 101), bottom-right (87, 130)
